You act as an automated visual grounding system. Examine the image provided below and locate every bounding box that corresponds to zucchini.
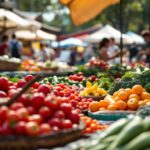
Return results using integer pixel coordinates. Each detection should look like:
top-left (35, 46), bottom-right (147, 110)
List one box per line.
top-left (108, 117), bottom-right (144, 149)
top-left (101, 118), bottom-right (128, 139)
top-left (122, 132), bottom-right (150, 150)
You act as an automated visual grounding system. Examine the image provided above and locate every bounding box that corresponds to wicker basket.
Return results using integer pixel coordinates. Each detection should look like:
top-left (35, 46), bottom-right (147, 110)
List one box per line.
top-left (0, 60), bottom-right (21, 71)
top-left (83, 95), bottom-right (106, 101)
top-left (0, 121), bottom-right (85, 150)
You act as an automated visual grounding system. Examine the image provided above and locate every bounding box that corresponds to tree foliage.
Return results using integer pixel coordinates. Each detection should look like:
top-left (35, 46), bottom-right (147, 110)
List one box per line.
top-left (16, 0), bottom-right (150, 34)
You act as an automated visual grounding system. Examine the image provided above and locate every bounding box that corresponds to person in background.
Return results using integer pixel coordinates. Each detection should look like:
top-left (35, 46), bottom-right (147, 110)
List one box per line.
top-left (84, 45), bottom-right (94, 63)
top-left (98, 38), bottom-right (119, 62)
top-left (9, 34), bottom-right (22, 59)
top-left (68, 47), bottom-right (76, 65)
top-left (44, 44), bottom-right (55, 60)
top-left (128, 42), bottom-right (139, 63)
top-left (141, 30), bottom-right (150, 65)
top-left (108, 37), bottom-right (120, 64)
top-left (35, 43), bottom-right (47, 62)
top-left (0, 35), bottom-right (9, 56)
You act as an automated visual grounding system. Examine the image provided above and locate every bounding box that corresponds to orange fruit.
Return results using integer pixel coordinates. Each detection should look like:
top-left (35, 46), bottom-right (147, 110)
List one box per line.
top-left (117, 91), bottom-right (128, 101)
top-left (116, 100), bottom-right (127, 110)
top-left (114, 96), bottom-right (119, 102)
top-left (107, 104), bottom-right (117, 111)
top-left (127, 98), bottom-right (139, 110)
top-left (113, 91), bottom-right (119, 97)
top-left (128, 94), bottom-right (140, 101)
top-left (138, 101), bottom-right (146, 107)
top-left (89, 101), bottom-right (100, 112)
top-left (131, 85), bottom-right (143, 95)
top-left (125, 88), bottom-right (133, 96)
top-left (141, 92), bottom-right (150, 100)
top-left (99, 107), bottom-right (106, 111)
top-left (99, 100), bottom-right (110, 108)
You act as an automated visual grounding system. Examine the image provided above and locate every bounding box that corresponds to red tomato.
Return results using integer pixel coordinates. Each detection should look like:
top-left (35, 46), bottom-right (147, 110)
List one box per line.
top-left (0, 106), bottom-right (9, 122)
top-left (69, 111), bottom-right (80, 124)
top-left (61, 120), bottom-right (73, 129)
top-left (26, 121), bottom-right (40, 136)
top-left (48, 118), bottom-right (61, 128)
top-left (0, 91), bottom-right (7, 97)
top-left (31, 93), bottom-right (45, 109)
top-left (14, 121), bottom-right (26, 135)
top-left (24, 75), bottom-right (33, 82)
top-left (0, 77), bottom-right (9, 92)
top-left (45, 95), bottom-right (60, 110)
top-left (16, 108), bottom-right (29, 121)
top-left (17, 94), bottom-right (31, 106)
top-left (8, 89), bottom-right (18, 97)
top-left (38, 84), bottom-right (51, 95)
top-left (17, 79), bottom-right (27, 88)
top-left (10, 102), bottom-right (24, 111)
top-left (1, 121), bottom-right (13, 135)
top-left (27, 106), bottom-right (36, 115)
top-left (32, 82), bottom-right (40, 89)
top-left (60, 103), bottom-right (72, 115)
top-left (28, 114), bottom-right (42, 124)
top-left (7, 110), bottom-right (19, 125)
top-left (40, 123), bottom-right (52, 135)
top-left (39, 107), bottom-right (52, 120)
top-left (53, 110), bottom-right (66, 119)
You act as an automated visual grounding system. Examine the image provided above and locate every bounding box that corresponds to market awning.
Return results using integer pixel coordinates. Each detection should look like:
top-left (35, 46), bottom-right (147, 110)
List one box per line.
top-left (15, 29), bottom-right (56, 41)
top-left (83, 24), bottom-right (133, 44)
top-left (0, 8), bottom-right (41, 32)
top-left (59, 0), bottom-right (120, 26)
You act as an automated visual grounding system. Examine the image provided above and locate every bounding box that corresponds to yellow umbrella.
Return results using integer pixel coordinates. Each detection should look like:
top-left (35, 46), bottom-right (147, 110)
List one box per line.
top-left (59, 0), bottom-right (120, 26)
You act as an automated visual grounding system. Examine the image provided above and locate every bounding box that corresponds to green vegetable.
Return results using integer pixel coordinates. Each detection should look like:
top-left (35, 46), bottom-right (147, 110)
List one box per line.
top-left (108, 117), bottom-right (144, 149)
top-left (122, 132), bottom-right (150, 150)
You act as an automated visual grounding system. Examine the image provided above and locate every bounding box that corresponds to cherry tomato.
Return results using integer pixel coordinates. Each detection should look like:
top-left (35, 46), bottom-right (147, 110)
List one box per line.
top-left (28, 114), bottom-right (42, 124)
top-left (17, 79), bottom-right (27, 88)
top-left (39, 106), bottom-right (52, 120)
top-left (61, 120), bottom-right (73, 129)
top-left (26, 121), bottom-right (40, 136)
top-left (15, 121), bottom-right (26, 135)
top-left (24, 75), bottom-right (34, 82)
top-left (40, 123), bottom-right (52, 135)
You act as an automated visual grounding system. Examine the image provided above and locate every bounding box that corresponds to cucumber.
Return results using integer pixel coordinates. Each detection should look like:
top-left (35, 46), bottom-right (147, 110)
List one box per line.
top-left (101, 118), bottom-right (128, 139)
top-left (87, 143), bottom-right (108, 150)
top-left (122, 132), bottom-right (150, 150)
top-left (143, 117), bottom-right (150, 130)
top-left (102, 135), bottom-right (117, 143)
top-left (108, 117), bottom-right (144, 149)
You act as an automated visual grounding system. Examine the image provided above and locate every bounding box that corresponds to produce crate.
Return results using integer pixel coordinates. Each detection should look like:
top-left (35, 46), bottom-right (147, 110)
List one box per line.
top-left (0, 60), bottom-right (21, 71)
top-left (88, 111), bottom-right (136, 121)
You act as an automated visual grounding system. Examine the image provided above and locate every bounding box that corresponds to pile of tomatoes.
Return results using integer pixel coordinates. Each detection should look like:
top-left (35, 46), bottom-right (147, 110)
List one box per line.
top-left (0, 76), bottom-right (80, 137)
top-left (69, 73), bottom-right (84, 82)
top-left (81, 116), bottom-right (108, 134)
top-left (53, 84), bottom-right (93, 111)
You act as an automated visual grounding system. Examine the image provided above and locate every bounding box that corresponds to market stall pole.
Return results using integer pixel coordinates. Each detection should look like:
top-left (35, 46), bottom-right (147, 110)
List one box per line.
top-left (120, 0), bottom-right (123, 65)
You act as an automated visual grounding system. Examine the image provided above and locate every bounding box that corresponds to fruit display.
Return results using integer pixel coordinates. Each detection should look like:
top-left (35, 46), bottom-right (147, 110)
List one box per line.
top-left (0, 76), bottom-right (81, 137)
top-left (89, 85), bottom-right (150, 112)
top-left (81, 116), bottom-right (108, 134)
top-left (21, 59), bottom-right (73, 72)
top-left (80, 81), bottom-right (108, 97)
top-left (53, 83), bottom-right (93, 111)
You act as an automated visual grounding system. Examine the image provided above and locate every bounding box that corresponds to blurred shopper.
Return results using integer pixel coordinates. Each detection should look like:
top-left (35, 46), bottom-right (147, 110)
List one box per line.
top-left (141, 30), bottom-right (150, 65)
top-left (0, 35), bottom-right (9, 56)
top-left (69, 47), bottom-right (77, 65)
top-left (9, 34), bottom-right (22, 59)
top-left (35, 43), bottom-right (47, 62)
top-left (44, 44), bottom-right (55, 60)
top-left (84, 45), bottom-right (94, 63)
top-left (128, 42), bottom-right (139, 63)
top-left (98, 38), bottom-right (119, 62)
top-left (108, 37), bottom-right (120, 64)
